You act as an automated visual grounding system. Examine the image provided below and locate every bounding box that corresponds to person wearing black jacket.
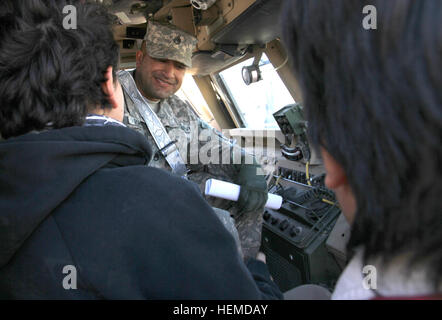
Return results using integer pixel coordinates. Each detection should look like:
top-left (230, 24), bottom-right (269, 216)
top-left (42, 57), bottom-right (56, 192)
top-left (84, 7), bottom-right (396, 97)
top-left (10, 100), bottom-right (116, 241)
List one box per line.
top-left (0, 0), bottom-right (282, 300)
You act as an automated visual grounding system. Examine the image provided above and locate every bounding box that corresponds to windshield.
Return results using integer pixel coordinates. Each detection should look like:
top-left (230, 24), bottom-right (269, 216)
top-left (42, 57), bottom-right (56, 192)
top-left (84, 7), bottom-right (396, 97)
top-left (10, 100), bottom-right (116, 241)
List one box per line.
top-left (218, 53), bottom-right (295, 129)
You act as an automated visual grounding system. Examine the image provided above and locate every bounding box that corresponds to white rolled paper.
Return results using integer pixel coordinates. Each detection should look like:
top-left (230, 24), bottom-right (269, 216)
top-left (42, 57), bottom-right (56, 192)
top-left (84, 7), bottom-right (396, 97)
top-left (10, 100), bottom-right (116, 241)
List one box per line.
top-left (204, 179), bottom-right (282, 210)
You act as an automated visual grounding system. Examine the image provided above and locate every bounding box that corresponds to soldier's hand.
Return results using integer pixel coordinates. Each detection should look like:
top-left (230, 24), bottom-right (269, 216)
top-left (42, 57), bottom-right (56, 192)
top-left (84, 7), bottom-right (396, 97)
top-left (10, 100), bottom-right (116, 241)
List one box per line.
top-left (236, 163), bottom-right (268, 215)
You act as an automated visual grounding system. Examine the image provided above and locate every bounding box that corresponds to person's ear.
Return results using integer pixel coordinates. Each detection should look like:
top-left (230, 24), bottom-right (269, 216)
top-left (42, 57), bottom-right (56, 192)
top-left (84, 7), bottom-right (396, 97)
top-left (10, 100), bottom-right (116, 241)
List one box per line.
top-left (321, 147), bottom-right (348, 189)
top-left (101, 66), bottom-right (118, 109)
top-left (136, 50), bottom-right (144, 68)
top-left (136, 41), bottom-right (147, 68)
top-left (321, 147), bottom-right (357, 224)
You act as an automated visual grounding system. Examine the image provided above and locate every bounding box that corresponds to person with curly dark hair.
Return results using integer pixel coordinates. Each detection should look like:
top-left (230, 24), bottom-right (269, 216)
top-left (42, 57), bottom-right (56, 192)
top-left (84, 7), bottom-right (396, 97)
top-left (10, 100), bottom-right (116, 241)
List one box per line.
top-left (281, 0), bottom-right (441, 299)
top-left (0, 0), bottom-right (282, 300)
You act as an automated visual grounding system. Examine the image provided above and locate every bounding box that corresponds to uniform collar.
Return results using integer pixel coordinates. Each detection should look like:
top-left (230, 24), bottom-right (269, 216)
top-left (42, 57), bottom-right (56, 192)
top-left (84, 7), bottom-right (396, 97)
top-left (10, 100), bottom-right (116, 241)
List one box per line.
top-left (156, 98), bottom-right (180, 128)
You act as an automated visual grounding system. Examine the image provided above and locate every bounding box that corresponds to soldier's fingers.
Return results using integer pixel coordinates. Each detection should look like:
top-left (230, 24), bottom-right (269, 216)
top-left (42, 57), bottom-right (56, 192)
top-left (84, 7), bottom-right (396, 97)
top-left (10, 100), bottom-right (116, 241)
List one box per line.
top-left (248, 192), bottom-right (257, 212)
top-left (245, 192), bottom-right (255, 213)
top-left (247, 191), bottom-right (260, 213)
top-left (238, 188), bottom-right (249, 215)
top-left (251, 191), bottom-right (263, 213)
top-left (258, 192), bottom-right (268, 210)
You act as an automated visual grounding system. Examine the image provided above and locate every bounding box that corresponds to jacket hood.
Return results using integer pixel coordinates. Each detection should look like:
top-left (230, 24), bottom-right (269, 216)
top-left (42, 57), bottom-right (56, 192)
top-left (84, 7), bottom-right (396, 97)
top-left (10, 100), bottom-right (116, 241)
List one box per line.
top-left (0, 125), bottom-right (152, 267)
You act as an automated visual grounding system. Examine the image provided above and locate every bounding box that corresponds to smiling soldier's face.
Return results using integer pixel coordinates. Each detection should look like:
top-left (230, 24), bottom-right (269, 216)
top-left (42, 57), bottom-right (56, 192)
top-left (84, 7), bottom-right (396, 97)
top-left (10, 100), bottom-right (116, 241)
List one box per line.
top-left (135, 45), bottom-right (186, 101)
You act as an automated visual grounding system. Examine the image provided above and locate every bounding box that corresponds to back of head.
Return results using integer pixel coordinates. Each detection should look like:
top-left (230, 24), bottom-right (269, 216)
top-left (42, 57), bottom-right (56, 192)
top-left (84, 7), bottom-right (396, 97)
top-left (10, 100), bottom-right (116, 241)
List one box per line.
top-left (0, 0), bottom-right (119, 139)
top-left (282, 0), bottom-right (442, 286)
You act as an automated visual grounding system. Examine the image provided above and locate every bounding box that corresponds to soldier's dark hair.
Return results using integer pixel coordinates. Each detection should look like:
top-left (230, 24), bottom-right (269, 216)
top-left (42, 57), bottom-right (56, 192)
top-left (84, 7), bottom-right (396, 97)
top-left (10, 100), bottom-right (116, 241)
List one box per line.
top-left (0, 0), bottom-right (119, 139)
top-left (282, 0), bottom-right (442, 287)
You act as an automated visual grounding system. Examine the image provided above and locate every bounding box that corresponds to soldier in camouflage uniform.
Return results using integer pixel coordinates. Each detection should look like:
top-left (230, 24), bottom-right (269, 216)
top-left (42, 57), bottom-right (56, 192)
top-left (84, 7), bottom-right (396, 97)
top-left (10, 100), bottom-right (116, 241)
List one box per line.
top-left (118, 21), bottom-right (268, 261)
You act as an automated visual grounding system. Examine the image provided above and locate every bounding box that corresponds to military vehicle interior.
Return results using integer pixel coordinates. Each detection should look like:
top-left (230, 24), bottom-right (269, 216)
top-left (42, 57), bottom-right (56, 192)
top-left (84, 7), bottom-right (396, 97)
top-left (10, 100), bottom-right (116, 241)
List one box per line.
top-left (107, 0), bottom-right (352, 294)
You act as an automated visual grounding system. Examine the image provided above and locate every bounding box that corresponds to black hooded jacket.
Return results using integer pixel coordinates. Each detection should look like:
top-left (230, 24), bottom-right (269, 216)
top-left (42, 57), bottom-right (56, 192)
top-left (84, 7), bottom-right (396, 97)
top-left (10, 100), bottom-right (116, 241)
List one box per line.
top-left (0, 124), bottom-right (282, 299)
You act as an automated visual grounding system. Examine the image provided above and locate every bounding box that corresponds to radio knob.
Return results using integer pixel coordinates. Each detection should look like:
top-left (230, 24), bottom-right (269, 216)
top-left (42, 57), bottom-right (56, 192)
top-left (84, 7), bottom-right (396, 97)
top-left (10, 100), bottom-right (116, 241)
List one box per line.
top-left (289, 226), bottom-right (302, 237)
top-left (279, 220), bottom-right (289, 231)
top-left (263, 212), bottom-right (271, 221)
top-left (271, 217), bottom-right (279, 225)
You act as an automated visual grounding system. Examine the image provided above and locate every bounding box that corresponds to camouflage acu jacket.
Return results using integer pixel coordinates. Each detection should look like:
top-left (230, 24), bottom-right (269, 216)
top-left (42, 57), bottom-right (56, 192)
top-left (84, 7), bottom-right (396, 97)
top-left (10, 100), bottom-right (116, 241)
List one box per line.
top-left (120, 70), bottom-right (264, 259)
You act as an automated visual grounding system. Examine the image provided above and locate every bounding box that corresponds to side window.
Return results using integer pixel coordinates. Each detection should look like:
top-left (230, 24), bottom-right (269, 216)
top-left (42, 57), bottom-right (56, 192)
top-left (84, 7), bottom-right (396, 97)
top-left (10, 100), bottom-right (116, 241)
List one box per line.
top-left (217, 53), bottom-right (295, 129)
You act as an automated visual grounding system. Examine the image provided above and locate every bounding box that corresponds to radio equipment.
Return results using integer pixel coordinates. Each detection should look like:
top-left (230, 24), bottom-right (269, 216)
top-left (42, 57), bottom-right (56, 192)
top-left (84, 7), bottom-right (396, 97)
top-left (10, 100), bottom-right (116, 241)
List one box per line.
top-left (261, 172), bottom-right (343, 292)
